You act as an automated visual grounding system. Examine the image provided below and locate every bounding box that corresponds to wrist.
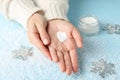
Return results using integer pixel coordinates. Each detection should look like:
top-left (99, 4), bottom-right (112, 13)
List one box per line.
top-left (28, 10), bottom-right (44, 23)
top-left (36, 0), bottom-right (69, 21)
top-left (48, 18), bottom-right (69, 23)
top-left (27, 12), bottom-right (47, 30)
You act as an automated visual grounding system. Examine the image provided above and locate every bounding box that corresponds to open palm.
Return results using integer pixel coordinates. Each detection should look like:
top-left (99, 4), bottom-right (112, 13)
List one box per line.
top-left (47, 20), bottom-right (82, 75)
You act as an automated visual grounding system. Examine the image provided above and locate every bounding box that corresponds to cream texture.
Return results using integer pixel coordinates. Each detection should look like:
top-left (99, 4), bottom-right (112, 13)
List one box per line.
top-left (57, 31), bottom-right (67, 42)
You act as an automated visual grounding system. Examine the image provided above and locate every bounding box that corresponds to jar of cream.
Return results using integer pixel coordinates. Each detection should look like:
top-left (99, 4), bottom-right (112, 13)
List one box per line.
top-left (79, 16), bottom-right (100, 35)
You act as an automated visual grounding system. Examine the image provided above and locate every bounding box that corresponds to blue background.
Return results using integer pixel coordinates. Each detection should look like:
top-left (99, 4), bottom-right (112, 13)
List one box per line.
top-left (68, 0), bottom-right (120, 26)
top-left (0, 0), bottom-right (120, 80)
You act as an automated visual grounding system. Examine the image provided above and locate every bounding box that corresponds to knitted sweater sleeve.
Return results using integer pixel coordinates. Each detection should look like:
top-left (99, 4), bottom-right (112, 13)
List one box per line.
top-left (34, 0), bottom-right (69, 21)
top-left (0, 0), bottom-right (41, 28)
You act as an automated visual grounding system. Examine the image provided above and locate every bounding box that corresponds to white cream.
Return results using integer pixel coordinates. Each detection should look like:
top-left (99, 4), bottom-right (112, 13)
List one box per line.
top-left (57, 31), bottom-right (67, 42)
top-left (81, 17), bottom-right (97, 24)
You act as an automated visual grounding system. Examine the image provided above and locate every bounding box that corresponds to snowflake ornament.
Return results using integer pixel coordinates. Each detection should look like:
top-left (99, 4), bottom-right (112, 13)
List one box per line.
top-left (91, 58), bottom-right (115, 78)
top-left (103, 24), bottom-right (120, 34)
top-left (114, 24), bottom-right (120, 34)
top-left (12, 46), bottom-right (33, 60)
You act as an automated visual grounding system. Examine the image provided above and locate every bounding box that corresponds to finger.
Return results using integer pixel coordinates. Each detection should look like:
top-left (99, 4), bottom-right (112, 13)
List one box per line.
top-left (57, 51), bottom-right (66, 72)
top-left (69, 49), bottom-right (78, 72)
top-left (31, 33), bottom-right (52, 60)
top-left (72, 28), bottom-right (82, 48)
top-left (28, 32), bottom-right (52, 60)
top-left (36, 22), bottom-right (50, 45)
top-left (64, 52), bottom-right (72, 75)
top-left (49, 46), bottom-right (58, 62)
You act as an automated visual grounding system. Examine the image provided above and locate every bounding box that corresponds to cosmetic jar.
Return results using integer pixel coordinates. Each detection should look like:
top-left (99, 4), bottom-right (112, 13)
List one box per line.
top-left (79, 16), bottom-right (100, 35)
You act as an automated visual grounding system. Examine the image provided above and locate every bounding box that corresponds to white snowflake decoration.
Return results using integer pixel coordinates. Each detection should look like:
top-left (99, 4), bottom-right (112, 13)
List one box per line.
top-left (91, 58), bottom-right (115, 78)
top-left (12, 46), bottom-right (33, 60)
top-left (103, 24), bottom-right (120, 34)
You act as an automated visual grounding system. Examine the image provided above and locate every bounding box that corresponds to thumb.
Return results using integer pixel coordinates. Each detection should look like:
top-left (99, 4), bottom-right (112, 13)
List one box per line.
top-left (36, 23), bottom-right (50, 45)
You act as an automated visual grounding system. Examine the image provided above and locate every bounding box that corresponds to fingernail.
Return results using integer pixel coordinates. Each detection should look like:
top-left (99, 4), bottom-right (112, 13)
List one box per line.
top-left (80, 44), bottom-right (83, 48)
top-left (79, 45), bottom-right (82, 48)
top-left (43, 39), bottom-right (49, 45)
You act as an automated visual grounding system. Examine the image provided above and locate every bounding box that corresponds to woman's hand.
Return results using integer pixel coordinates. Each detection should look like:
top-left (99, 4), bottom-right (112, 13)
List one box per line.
top-left (47, 19), bottom-right (82, 75)
top-left (27, 13), bottom-right (52, 60)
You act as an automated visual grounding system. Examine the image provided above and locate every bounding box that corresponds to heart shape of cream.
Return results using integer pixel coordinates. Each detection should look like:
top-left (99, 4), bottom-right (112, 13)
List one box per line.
top-left (57, 31), bottom-right (67, 42)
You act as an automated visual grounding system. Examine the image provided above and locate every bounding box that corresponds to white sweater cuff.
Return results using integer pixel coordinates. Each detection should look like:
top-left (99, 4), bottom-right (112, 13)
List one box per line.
top-left (9, 0), bottom-right (41, 29)
top-left (35, 0), bottom-right (69, 21)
